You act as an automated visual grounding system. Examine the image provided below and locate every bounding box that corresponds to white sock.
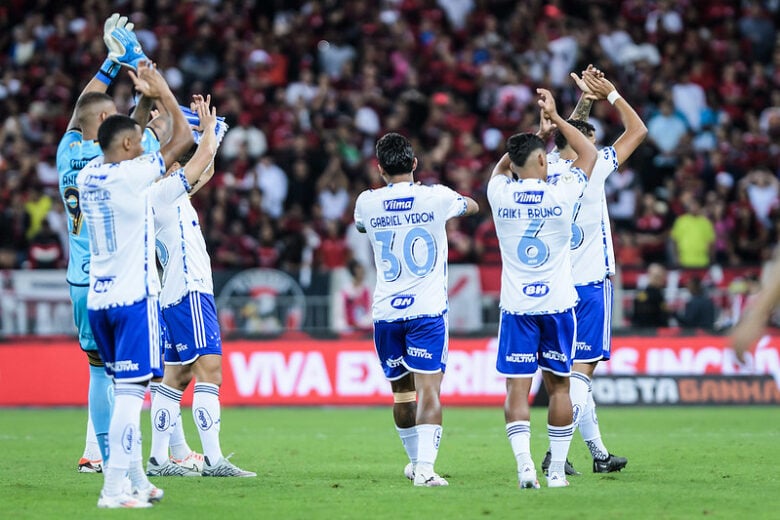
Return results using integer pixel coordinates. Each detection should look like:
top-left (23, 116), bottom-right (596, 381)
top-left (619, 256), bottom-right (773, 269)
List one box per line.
top-left (569, 372), bottom-right (590, 429)
top-left (149, 384), bottom-right (183, 463)
top-left (396, 426), bottom-right (418, 465)
top-left (547, 423), bottom-right (574, 476)
top-left (153, 381), bottom-right (192, 460)
top-left (83, 414), bottom-right (101, 460)
top-left (193, 382), bottom-right (222, 464)
top-left (169, 415), bottom-right (192, 460)
top-left (415, 424), bottom-right (442, 473)
top-left (580, 389), bottom-right (609, 460)
top-left (506, 420), bottom-right (532, 470)
top-left (103, 383), bottom-right (146, 497)
top-left (128, 430), bottom-right (151, 491)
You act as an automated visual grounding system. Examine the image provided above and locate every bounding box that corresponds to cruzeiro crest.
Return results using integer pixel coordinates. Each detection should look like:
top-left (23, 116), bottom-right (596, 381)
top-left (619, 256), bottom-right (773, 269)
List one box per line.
top-left (216, 269), bottom-right (306, 334)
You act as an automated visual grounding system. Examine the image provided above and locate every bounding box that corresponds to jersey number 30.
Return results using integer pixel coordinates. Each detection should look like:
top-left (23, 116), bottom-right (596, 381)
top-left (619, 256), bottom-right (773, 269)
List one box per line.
top-left (375, 227), bottom-right (437, 282)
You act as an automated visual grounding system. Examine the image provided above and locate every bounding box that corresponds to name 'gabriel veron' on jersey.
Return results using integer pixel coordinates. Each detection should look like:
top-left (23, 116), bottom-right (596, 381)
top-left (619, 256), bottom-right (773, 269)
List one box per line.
top-left (354, 182), bottom-right (467, 322)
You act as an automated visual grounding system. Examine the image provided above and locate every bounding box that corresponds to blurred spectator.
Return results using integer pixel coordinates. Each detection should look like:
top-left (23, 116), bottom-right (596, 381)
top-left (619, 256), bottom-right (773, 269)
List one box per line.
top-left (473, 216), bottom-right (501, 265)
top-left (635, 193), bottom-right (670, 265)
top-left (446, 219), bottom-right (473, 264)
top-left (672, 69), bottom-right (707, 132)
top-left (336, 259), bottom-right (373, 333)
top-left (317, 220), bottom-right (349, 270)
top-left (676, 276), bottom-right (716, 329)
top-left (739, 167), bottom-right (779, 230)
top-left (669, 196), bottom-right (715, 268)
top-left (738, 1), bottom-right (775, 64)
top-left (23, 183), bottom-right (52, 241)
top-left (316, 169), bottom-right (350, 223)
top-left (221, 114), bottom-right (268, 161)
top-left (27, 219), bottom-right (63, 269)
top-left (0, 192), bottom-right (30, 268)
top-left (243, 156), bottom-right (288, 219)
top-left (646, 99), bottom-right (688, 176)
top-left (632, 263), bottom-right (669, 327)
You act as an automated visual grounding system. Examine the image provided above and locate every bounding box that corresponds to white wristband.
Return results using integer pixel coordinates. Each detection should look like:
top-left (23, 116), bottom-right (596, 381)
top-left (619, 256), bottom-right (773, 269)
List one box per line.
top-left (607, 90), bottom-right (622, 105)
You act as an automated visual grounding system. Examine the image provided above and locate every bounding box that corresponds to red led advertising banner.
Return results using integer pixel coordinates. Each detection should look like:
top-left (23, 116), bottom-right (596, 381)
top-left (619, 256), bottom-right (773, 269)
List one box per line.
top-left (1, 336), bottom-right (777, 406)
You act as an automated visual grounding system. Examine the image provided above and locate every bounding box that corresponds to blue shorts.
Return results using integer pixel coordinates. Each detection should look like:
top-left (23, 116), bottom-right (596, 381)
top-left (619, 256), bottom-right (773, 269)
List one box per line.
top-left (88, 297), bottom-right (163, 382)
top-left (496, 309), bottom-right (576, 377)
top-left (70, 285), bottom-right (97, 352)
top-left (162, 292), bottom-right (222, 365)
top-left (573, 280), bottom-right (612, 362)
top-left (373, 315), bottom-right (448, 381)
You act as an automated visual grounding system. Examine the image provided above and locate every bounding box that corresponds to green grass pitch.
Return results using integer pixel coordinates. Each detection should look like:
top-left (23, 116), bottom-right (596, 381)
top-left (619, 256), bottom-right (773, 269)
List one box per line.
top-left (1, 406), bottom-right (778, 519)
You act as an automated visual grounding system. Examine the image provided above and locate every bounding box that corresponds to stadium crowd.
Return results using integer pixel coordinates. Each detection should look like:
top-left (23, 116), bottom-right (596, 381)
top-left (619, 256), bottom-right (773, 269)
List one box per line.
top-left (1, 0), bottom-right (779, 318)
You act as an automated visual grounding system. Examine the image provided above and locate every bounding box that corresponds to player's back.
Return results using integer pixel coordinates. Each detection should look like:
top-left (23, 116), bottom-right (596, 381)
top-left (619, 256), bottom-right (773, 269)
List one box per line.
top-left (151, 172), bottom-right (214, 307)
top-left (355, 182), bottom-right (467, 322)
top-left (57, 129), bottom-right (160, 287)
top-left (57, 131), bottom-right (102, 286)
top-left (77, 153), bottom-right (166, 309)
top-left (547, 147), bottom-right (618, 285)
top-left (487, 169), bottom-right (586, 314)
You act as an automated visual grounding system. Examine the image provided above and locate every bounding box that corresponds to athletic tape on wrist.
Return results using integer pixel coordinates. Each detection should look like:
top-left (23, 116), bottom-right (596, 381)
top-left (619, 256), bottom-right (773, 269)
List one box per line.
top-left (607, 90), bottom-right (622, 105)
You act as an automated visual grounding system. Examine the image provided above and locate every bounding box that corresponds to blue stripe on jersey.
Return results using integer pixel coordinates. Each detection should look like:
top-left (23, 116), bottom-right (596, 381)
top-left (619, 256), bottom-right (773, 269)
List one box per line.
top-left (57, 128), bottom-right (160, 286)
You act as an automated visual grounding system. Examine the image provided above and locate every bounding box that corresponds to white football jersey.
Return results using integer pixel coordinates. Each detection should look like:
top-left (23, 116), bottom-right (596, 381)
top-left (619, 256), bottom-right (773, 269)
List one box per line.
top-left (487, 168), bottom-right (587, 314)
top-left (547, 146), bottom-right (618, 285)
top-left (77, 152), bottom-right (167, 309)
top-left (150, 170), bottom-right (214, 308)
top-left (354, 182), bottom-right (467, 322)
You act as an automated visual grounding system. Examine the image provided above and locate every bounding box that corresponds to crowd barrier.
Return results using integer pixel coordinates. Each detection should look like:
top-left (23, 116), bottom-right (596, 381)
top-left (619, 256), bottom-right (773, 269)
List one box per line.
top-left (1, 335), bottom-right (778, 406)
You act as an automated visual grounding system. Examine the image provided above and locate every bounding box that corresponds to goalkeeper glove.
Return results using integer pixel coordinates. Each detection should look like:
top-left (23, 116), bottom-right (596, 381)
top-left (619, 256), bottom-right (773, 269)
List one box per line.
top-left (103, 13), bottom-right (149, 70)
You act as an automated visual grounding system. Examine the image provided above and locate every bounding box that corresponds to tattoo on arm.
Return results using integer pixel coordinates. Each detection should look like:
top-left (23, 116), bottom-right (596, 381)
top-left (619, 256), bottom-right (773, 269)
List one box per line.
top-left (571, 97), bottom-right (593, 121)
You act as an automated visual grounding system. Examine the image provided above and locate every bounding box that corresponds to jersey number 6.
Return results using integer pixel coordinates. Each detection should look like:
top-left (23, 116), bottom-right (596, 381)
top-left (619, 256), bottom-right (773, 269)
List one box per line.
top-left (517, 218), bottom-right (550, 267)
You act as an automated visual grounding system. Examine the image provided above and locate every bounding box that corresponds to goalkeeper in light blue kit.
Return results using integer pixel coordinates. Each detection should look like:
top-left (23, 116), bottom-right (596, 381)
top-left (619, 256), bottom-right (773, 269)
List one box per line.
top-left (57, 13), bottom-right (158, 474)
top-left (354, 133), bottom-right (479, 487)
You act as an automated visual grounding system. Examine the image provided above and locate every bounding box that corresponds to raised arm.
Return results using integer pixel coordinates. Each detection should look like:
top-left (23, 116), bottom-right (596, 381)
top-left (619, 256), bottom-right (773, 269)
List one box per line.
top-left (730, 257), bottom-right (780, 361)
top-left (582, 72), bottom-right (647, 165)
top-left (568, 64), bottom-right (601, 121)
top-left (182, 97), bottom-right (218, 188)
top-left (490, 153), bottom-right (513, 180)
top-left (68, 13), bottom-right (149, 130)
top-left (129, 63), bottom-right (193, 168)
top-left (538, 88), bottom-right (597, 177)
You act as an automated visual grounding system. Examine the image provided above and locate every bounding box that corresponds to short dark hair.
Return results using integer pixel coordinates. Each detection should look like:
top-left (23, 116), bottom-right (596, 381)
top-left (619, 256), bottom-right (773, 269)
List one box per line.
top-left (97, 114), bottom-right (139, 151)
top-left (76, 92), bottom-right (113, 113)
top-left (376, 132), bottom-right (414, 175)
top-left (553, 119), bottom-right (595, 150)
top-left (506, 133), bottom-right (545, 167)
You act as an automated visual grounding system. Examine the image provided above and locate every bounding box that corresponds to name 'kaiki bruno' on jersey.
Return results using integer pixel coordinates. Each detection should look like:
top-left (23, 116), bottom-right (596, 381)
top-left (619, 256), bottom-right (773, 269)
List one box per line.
top-left (354, 182), bottom-right (467, 322)
top-left (487, 168), bottom-right (587, 315)
top-left (150, 170), bottom-right (214, 308)
top-left (57, 127), bottom-right (160, 286)
top-left (77, 151), bottom-right (170, 310)
top-left (547, 146), bottom-right (619, 285)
